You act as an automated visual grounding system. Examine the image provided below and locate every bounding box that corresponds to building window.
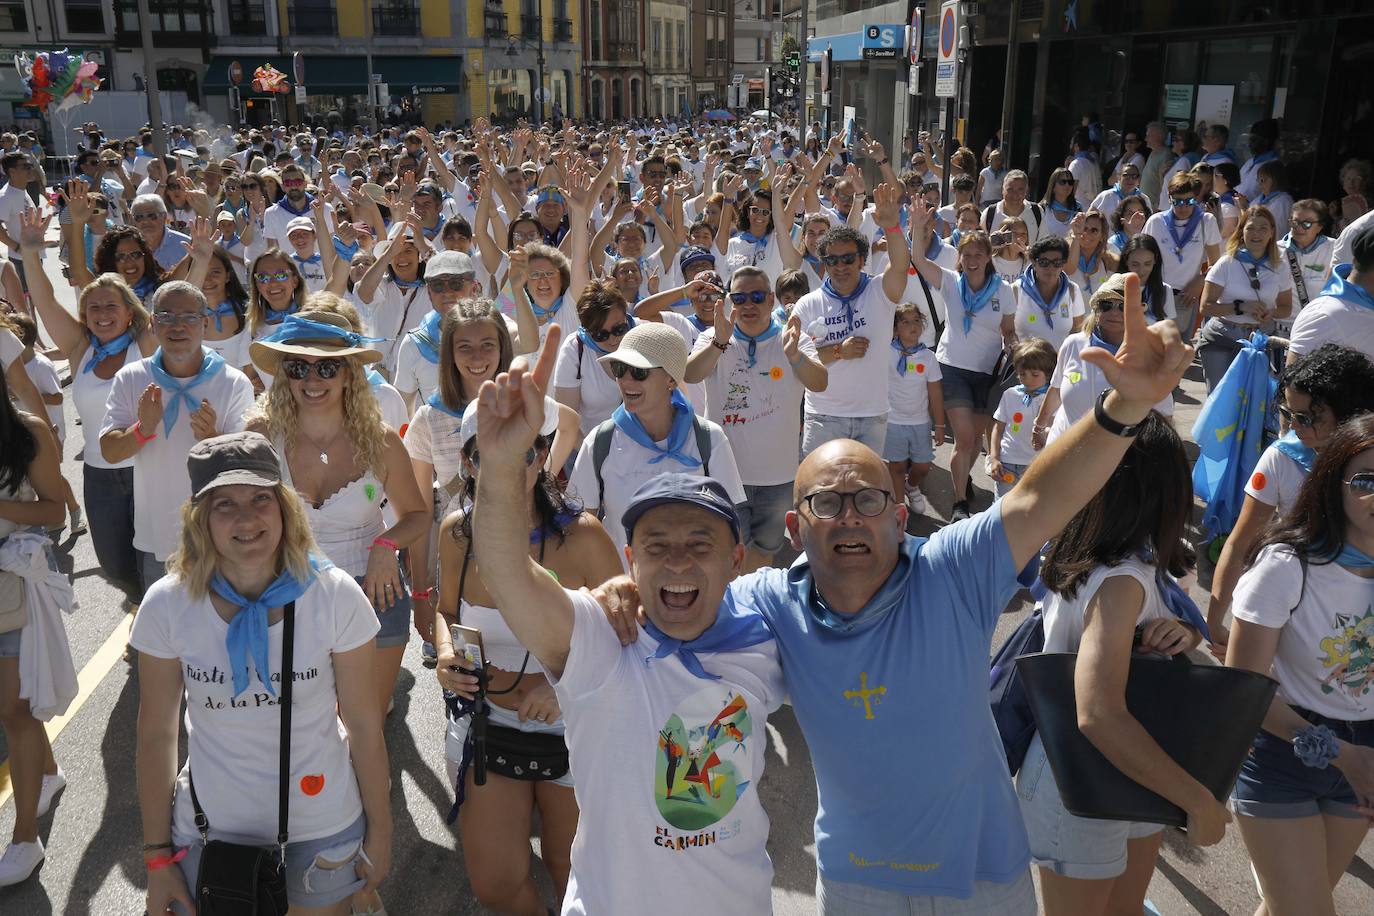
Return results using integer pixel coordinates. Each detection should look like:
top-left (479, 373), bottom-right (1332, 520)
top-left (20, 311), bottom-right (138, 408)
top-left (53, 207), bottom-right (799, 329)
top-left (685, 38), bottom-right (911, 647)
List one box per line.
top-left (117, 0), bottom-right (207, 33)
top-left (652, 20), bottom-right (661, 67)
top-left (589, 0), bottom-right (601, 59)
top-left (374, 2), bottom-right (420, 36)
top-left (0, 2), bottom-right (27, 31)
top-left (65, 0), bottom-right (106, 32)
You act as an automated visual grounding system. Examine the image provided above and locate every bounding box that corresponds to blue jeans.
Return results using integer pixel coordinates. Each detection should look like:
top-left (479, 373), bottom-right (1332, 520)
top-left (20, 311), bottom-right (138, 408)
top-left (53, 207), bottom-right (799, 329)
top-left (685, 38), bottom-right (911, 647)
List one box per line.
top-left (83, 464), bottom-right (140, 592)
top-left (817, 869), bottom-right (1036, 916)
top-left (139, 551), bottom-right (167, 595)
top-left (802, 413), bottom-right (888, 458)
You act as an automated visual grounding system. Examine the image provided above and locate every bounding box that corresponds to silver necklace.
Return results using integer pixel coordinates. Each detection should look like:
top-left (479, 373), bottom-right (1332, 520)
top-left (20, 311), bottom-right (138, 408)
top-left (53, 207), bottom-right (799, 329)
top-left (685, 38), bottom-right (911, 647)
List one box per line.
top-left (298, 426), bottom-right (344, 465)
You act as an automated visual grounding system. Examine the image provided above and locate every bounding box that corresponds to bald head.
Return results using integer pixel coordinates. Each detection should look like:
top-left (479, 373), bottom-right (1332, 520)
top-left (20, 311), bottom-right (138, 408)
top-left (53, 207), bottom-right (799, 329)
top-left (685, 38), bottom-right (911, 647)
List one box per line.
top-left (795, 439), bottom-right (890, 504)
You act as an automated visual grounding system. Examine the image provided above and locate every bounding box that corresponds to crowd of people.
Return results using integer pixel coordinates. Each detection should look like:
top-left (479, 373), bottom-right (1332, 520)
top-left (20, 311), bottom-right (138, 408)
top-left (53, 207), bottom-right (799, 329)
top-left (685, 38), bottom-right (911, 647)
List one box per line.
top-left (0, 109), bottom-right (1371, 916)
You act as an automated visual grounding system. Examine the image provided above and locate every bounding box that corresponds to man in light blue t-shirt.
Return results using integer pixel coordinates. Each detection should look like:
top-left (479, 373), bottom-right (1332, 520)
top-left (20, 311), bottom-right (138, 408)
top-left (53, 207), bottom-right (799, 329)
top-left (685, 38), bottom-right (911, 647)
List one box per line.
top-left (600, 276), bottom-right (1200, 912)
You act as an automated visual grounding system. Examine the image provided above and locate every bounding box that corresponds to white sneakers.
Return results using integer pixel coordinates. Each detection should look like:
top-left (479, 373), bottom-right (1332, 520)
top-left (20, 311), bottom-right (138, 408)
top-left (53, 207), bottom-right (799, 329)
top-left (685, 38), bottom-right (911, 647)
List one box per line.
top-left (37, 769), bottom-right (66, 818)
top-left (904, 485), bottom-right (928, 515)
top-left (0, 839), bottom-right (44, 887)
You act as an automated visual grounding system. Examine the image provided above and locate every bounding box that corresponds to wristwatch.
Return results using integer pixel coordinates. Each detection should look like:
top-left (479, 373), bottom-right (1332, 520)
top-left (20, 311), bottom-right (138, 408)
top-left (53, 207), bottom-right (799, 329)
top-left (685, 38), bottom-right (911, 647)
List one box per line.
top-left (1093, 391), bottom-right (1143, 438)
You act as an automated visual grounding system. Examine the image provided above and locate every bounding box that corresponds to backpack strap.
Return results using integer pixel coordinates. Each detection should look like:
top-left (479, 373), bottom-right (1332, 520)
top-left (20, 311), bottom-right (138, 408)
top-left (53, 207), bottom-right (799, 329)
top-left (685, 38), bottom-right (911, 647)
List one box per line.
top-left (590, 418), bottom-right (617, 520)
top-left (916, 272), bottom-right (944, 342)
top-left (691, 415), bottom-right (712, 477)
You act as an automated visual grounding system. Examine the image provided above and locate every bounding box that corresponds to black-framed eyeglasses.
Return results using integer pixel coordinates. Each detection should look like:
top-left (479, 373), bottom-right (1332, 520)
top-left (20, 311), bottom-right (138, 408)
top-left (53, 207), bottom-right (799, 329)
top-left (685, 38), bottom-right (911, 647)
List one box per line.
top-left (1094, 299), bottom-right (1125, 313)
top-left (1344, 472), bottom-right (1374, 496)
top-left (729, 290), bottom-right (768, 305)
top-left (609, 361), bottom-right (653, 381)
top-left (281, 357), bottom-right (344, 380)
top-left (1290, 218), bottom-right (1318, 231)
top-left (590, 321), bottom-right (631, 342)
top-left (1035, 257), bottom-right (1066, 269)
top-left (821, 252), bottom-right (860, 266)
top-left (427, 276), bottom-right (473, 293)
top-left (799, 487), bottom-right (893, 519)
top-left (1278, 404), bottom-right (1319, 429)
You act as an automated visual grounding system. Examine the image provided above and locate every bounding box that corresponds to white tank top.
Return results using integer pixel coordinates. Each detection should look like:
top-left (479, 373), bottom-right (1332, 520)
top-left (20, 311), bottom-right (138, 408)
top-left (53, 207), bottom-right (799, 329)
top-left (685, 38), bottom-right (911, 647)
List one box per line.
top-left (0, 479), bottom-right (34, 540)
top-left (277, 436), bottom-right (385, 576)
top-left (71, 344), bottom-right (137, 470)
top-left (460, 598), bottom-right (546, 675)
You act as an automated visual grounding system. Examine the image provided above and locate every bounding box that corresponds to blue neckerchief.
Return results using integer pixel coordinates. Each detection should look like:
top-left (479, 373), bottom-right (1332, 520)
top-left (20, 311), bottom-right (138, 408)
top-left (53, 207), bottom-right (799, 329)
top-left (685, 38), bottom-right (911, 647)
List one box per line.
top-left (392, 274), bottom-right (424, 290)
top-left (529, 292), bottom-right (564, 322)
top-left (221, 231), bottom-right (241, 250)
top-left (1136, 551), bottom-right (1211, 640)
top-left (276, 194), bottom-right (312, 217)
top-left (924, 232), bottom-right (943, 262)
top-left (950, 228), bottom-right (963, 249)
top-left (1165, 207), bottom-right (1203, 263)
top-left (1073, 151), bottom-right (1097, 163)
top-left (1111, 184), bottom-right (1141, 200)
top-left (1089, 331), bottom-right (1119, 356)
top-left (1273, 429), bottom-right (1315, 474)
top-left (1048, 199), bottom-right (1078, 218)
top-left (1320, 264), bottom-right (1374, 311)
top-left (611, 388), bottom-right (702, 468)
top-left (577, 326), bottom-right (614, 356)
top-left (687, 313), bottom-right (709, 333)
top-left (1019, 265), bottom-right (1069, 329)
top-left (1109, 230), bottom-right (1128, 251)
top-left (1219, 190), bottom-right (1236, 206)
top-left (642, 588), bottom-right (773, 681)
top-left (146, 346), bottom-right (226, 434)
top-left (891, 339), bottom-right (926, 376)
top-left (1180, 150), bottom-right (1202, 168)
top-left (262, 313), bottom-right (384, 349)
top-left (1255, 191), bottom-right (1281, 207)
top-left (1334, 544), bottom-right (1374, 570)
top-left (427, 391), bottom-right (466, 420)
top-left (366, 367), bottom-right (385, 387)
top-left (1234, 248), bottom-right (1271, 272)
top-left (208, 300), bottom-right (239, 332)
top-left (821, 272), bottom-right (872, 337)
top-left (133, 275), bottom-right (158, 301)
top-left (264, 300), bottom-right (297, 323)
top-left (1248, 150), bottom-right (1277, 168)
top-left (333, 237), bottom-right (360, 261)
top-left (738, 229), bottom-right (770, 250)
top-left (84, 330), bottom-right (134, 371)
top-left (1016, 382), bottom-right (1049, 405)
top-left (802, 252), bottom-right (821, 269)
top-left (410, 310), bottom-right (443, 364)
top-left (211, 558), bottom-right (326, 698)
top-left (422, 216), bottom-right (446, 240)
top-left (957, 272), bottom-right (999, 333)
top-left (1281, 232), bottom-right (1325, 256)
top-left (1203, 148), bottom-right (1236, 165)
top-left (1078, 249), bottom-right (1101, 280)
top-left (733, 319), bottom-right (781, 368)
top-left (529, 504), bottom-right (584, 545)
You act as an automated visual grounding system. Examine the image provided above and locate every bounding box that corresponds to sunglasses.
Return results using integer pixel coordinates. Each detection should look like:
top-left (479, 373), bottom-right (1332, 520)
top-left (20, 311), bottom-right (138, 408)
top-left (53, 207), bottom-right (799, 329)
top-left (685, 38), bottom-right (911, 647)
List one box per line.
top-left (800, 487), bottom-right (892, 519)
top-left (1055, 177), bottom-right (1077, 186)
top-left (821, 252), bottom-right (860, 266)
top-left (1290, 218), bottom-right (1318, 231)
top-left (152, 311), bottom-right (202, 327)
top-left (254, 270), bottom-right (293, 284)
top-left (1171, 197), bottom-right (1198, 207)
top-left (1035, 257), bottom-right (1066, 269)
top-left (240, 181), bottom-right (260, 190)
top-left (280, 357), bottom-right (344, 380)
top-left (114, 250), bottom-right (144, 264)
top-left (427, 276), bottom-right (473, 293)
top-left (729, 290), bottom-right (768, 305)
top-left (1094, 299), bottom-right (1126, 313)
top-left (747, 206), bottom-right (770, 217)
top-left (1278, 404), bottom-right (1319, 429)
top-left (1346, 473), bottom-right (1374, 495)
top-left (590, 321), bottom-right (631, 342)
top-left (609, 361), bottom-right (653, 381)
top-left (283, 178), bottom-right (306, 188)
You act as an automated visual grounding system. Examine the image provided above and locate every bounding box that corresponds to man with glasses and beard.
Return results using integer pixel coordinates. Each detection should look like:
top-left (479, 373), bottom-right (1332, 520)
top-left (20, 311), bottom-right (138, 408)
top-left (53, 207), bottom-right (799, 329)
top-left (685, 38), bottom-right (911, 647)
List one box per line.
top-left (263, 163), bottom-right (333, 251)
top-left (129, 195), bottom-right (191, 272)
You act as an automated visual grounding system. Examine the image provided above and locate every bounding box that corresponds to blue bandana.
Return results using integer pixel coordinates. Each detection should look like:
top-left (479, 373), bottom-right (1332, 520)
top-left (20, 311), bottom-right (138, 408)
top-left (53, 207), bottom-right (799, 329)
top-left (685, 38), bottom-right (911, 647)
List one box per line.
top-left (924, 232), bottom-right (943, 262)
top-left (1089, 331), bottom-right (1119, 356)
top-left (261, 313), bottom-right (384, 350)
top-left (366, 367), bottom-right (386, 387)
top-left (1165, 207), bottom-right (1203, 263)
top-left (427, 391), bottom-right (466, 421)
top-left (393, 274), bottom-right (425, 290)
top-left (1108, 230), bottom-right (1129, 252)
top-left (1137, 550), bottom-right (1211, 640)
top-left (642, 589), bottom-right (773, 681)
top-left (1334, 544), bottom-right (1374, 571)
top-left (1048, 199), bottom-right (1078, 218)
top-left (147, 346), bottom-right (226, 434)
top-left (1019, 265), bottom-right (1068, 329)
top-left (275, 194), bottom-right (312, 217)
top-left (821, 272), bottom-right (872, 339)
top-left (133, 275), bottom-right (159, 301)
top-left (733, 319), bottom-right (781, 368)
top-left (1281, 232), bottom-right (1324, 257)
top-left (957, 272), bottom-right (999, 333)
top-left (84, 331), bottom-right (134, 371)
top-left (530, 293), bottom-right (564, 322)
top-left (891, 339), bottom-right (926, 376)
top-left (291, 252), bottom-right (322, 267)
top-left (1111, 184), bottom-right (1141, 200)
top-left (212, 557), bottom-right (327, 698)
top-left (686, 313), bottom-right (710, 333)
top-left (1016, 382), bottom-right (1049, 405)
top-left (1235, 248), bottom-right (1272, 271)
top-left (208, 300), bottom-right (239, 333)
top-left (1319, 264), bottom-right (1374, 311)
top-left (410, 310), bottom-right (443, 364)
top-left (611, 388), bottom-right (702, 468)
top-left (333, 237), bottom-right (360, 261)
top-left (1273, 429), bottom-right (1315, 474)
top-left (263, 300), bottom-right (297, 324)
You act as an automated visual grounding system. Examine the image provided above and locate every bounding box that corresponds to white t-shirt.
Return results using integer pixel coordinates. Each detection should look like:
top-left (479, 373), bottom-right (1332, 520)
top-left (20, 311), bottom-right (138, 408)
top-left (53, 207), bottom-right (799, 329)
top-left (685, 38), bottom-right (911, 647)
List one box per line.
top-left (403, 402), bottom-right (466, 511)
top-left (1233, 545), bottom-right (1374, 721)
top-left (1203, 255), bottom-right (1294, 325)
top-left (1287, 291), bottom-right (1374, 362)
top-left (392, 332), bottom-right (440, 403)
top-left (100, 354), bottom-right (255, 559)
top-left (1046, 332), bottom-right (1173, 444)
top-left (1042, 557), bottom-right (1175, 654)
top-left (1038, 207), bottom-right (1076, 240)
top-left (0, 183), bottom-right (36, 259)
top-left (992, 255), bottom-right (1025, 287)
top-left (792, 274), bottom-right (898, 418)
top-left (1244, 445), bottom-right (1307, 518)
top-left (722, 233), bottom-right (784, 284)
top-left (289, 252), bottom-right (328, 294)
top-left (993, 387), bottom-right (1047, 466)
top-left (553, 331), bottom-right (624, 435)
top-left (358, 278), bottom-right (432, 375)
top-left (1332, 210), bottom-right (1374, 272)
top-left (905, 240), bottom-right (959, 344)
top-left (1010, 275), bottom-right (1086, 351)
top-left (1279, 236), bottom-right (1336, 327)
top-left (202, 328), bottom-right (252, 373)
top-left (569, 417), bottom-right (746, 557)
top-left (1089, 187), bottom-right (1146, 226)
top-left (262, 200), bottom-right (334, 249)
top-left (934, 267), bottom-right (1009, 374)
top-left (982, 201), bottom-right (1042, 244)
top-left (551, 589), bottom-right (784, 916)
top-left (886, 344), bottom-right (941, 427)
top-left (23, 353), bottom-right (63, 438)
top-left (1252, 192), bottom-right (1293, 234)
top-left (1070, 252), bottom-right (1115, 300)
top-left (129, 567), bottom-right (379, 844)
top-left (72, 344), bottom-right (138, 469)
top-left (1143, 210), bottom-right (1222, 291)
top-left (977, 168), bottom-right (1005, 206)
top-left (1068, 155), bottom-right (1103, 211)
top-left (689, 326), bottom-right (816, 485)
top-left (372, 379), bottom-right (409, 433)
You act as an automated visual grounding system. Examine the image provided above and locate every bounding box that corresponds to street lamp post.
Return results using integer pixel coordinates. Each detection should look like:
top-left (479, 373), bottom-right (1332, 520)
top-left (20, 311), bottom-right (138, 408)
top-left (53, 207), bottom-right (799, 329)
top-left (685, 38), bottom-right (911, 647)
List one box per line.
top-left (508, 26), bottom-right (547, 125)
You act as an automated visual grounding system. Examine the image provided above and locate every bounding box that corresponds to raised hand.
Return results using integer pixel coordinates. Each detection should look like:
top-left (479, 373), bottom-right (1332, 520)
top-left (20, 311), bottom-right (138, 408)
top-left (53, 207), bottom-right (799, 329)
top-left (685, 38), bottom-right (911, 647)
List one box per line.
top-left (1079, 273), bottom-right (1194, 410)
top-left (872, 181), bottom-right (904, 230)
top-left (137, 384), bottom-right (164, 433)
top-left (782, 312), bottom-right (803, 364)
top-left (62, 179), bottom-right (93, 225)
top-left (507, 245), bottom-right (530, 288)
top-left (1070, 212), bottom-right (1086, 236)
top-left (860, 135), bottom-right (887, 163)
top-left (185, 215), bottom-right (218, 261)
top-left (713, 290), bottom-right (735, 342)
top-left (17, 207), bottom-right (50, 251)
top-left (189, 399), bottom-right (218, 441)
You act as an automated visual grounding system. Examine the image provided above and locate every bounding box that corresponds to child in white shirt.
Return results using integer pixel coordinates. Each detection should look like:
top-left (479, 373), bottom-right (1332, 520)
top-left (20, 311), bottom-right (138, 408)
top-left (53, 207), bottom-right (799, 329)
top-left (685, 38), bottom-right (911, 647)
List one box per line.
top-left (989, 337), bottom-right (1057, 497)
top-left (882, 303), bottom-right (945, 515)
top-left (12, 312), bottom-right (83, 532)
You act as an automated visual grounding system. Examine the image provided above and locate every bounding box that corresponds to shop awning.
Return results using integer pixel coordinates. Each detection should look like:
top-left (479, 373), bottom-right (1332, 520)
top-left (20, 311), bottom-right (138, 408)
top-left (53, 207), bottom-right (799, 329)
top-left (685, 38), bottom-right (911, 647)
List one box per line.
top-left (370, 55), bottom-right (464, 94)
top-left (204, 55), bottom-right (369, 95)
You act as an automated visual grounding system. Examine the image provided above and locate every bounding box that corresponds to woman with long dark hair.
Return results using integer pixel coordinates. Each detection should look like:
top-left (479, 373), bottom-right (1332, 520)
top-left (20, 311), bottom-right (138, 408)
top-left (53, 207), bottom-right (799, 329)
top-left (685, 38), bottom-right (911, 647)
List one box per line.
top-left (1037, 166), bottom-right (1081, 240)
top-left (0, 367), bottom-right (68, 886)
top-left (184, 217), bottom-right (252, 373)
top-left (1115, 235), bottom-right (1175, 323)
top-left (1019, 413), bottom-right (1228, 914)
top-left (1227, 413), bottom-right (1374, 915)
top-left (434, 397), bottom-right (621, 915)
top-left (73, 225), bottom-right (164, 302)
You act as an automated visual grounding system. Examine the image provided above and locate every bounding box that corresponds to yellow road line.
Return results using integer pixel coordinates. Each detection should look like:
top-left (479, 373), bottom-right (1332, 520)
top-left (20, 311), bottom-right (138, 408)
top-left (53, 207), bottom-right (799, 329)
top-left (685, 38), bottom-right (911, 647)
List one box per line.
top-left (0, 613), bottom-right (135, 809)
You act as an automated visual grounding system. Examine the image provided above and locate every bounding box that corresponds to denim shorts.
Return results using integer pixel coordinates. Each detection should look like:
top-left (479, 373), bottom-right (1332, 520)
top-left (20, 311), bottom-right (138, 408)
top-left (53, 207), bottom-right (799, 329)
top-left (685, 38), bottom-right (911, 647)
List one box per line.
top-left (171, 813), bottom-right (367, 913)
top-left (938, 363), bottom-right (996, 415)
top-left (993, 461), bottom-right (1029, 498)
top-left (802, 413), bottom-right (888, 457)
top-left (353, 574), bottom-right (412, 650)
top-left (737, 483), bottom-right (793, 553)
top-left (1231, 709), bottom-right (1374, 820)
top-left (1016, 735), bottom-right (1163, 880)
top-left (816, 868), bottom-right (1036, 916)
top-left (0, 628), bottom-right (19, 658)
top-left (882, 422), bottom-right (934, 464)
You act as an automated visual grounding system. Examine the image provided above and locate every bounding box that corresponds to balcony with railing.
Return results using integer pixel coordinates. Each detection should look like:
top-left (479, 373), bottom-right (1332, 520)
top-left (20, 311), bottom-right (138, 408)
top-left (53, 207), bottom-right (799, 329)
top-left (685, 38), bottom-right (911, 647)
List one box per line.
top-left (553, 17), bottom-right (572, 41)
top-left (287, 2), bottom-right (336, 35)
top-left (225, 0), bottom-right (267, 35)
top-left (373, 4), bottom-right (420, 35)
top-left (115, 0), bottom-right (208, 42)
top-left (521, 13), bottom-right (541, 40)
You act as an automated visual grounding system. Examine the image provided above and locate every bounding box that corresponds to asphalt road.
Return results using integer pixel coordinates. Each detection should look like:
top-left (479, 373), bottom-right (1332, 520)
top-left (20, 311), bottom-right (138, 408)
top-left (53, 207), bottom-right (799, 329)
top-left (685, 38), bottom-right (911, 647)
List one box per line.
top-left (1, 239), bottom-right (1372, 914)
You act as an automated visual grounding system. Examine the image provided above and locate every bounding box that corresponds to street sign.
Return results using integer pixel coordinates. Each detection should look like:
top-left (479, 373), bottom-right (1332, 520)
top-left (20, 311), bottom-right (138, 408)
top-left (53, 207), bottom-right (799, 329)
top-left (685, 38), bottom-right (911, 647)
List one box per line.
top-left (908, 63), bottom-right (919, 96)
top-left (295, 85), bottom-right (307, 103)
top-left (293, 52), bottom-right (305, 85)
top-left (935, 0), bottom-right (960, 99)
top-left (372, 74), bottom-right (383, 84)
top-left (228, 60), bottom-right (243, 86)
top-left (909, 9), bottom-right (923, 63)
top-left (862, 24), bottom-right (903, 60)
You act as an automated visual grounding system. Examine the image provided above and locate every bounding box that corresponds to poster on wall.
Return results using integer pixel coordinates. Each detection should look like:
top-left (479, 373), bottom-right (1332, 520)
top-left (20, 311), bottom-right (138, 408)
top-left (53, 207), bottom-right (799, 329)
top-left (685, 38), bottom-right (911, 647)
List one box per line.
top-left (1195, 84), bottom-right (1234, 129)
top-left (1163, 84), bottom-right (1193, 120)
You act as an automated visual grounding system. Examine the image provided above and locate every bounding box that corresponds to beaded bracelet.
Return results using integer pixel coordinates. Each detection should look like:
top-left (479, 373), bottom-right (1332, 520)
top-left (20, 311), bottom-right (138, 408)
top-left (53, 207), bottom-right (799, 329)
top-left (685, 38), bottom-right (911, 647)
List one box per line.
top-left (1293, 723), bottom-right (1340, 769)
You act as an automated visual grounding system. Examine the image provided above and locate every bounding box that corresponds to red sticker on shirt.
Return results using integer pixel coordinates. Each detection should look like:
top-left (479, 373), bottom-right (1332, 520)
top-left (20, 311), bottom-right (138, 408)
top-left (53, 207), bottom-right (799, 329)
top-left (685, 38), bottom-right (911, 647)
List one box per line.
top-left (1012, 412), bottom-right (1024, 423)
top-left (1250, 472), bottom-right (1267, 491)
top-left (915, 363), bottom-right (925, 373)
top-left (300, 774), bottom-right (325, 796)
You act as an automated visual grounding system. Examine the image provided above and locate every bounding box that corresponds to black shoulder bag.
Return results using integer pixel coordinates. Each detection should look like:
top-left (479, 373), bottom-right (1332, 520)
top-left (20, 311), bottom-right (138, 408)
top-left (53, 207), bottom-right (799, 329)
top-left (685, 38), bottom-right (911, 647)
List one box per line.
top-left (189, 600), bottom-right (296, 915)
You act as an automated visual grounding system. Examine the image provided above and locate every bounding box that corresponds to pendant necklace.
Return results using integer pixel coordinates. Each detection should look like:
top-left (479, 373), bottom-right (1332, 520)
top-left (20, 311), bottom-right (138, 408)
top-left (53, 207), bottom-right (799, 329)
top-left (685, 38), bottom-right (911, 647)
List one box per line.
top-left (298, 426), bottom-right (344, 465)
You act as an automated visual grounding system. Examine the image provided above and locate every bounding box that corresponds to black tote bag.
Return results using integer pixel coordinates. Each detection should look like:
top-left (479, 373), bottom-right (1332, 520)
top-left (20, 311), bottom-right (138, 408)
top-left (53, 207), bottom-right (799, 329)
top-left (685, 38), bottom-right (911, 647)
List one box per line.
top-left (1016, 651), bottom-right (1277, 827)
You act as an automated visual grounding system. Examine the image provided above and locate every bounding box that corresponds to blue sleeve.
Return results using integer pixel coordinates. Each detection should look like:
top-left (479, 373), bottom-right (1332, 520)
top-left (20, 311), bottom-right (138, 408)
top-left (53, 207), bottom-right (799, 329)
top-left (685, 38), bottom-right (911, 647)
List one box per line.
top-left (920, 499), bottom-right (1019, 639)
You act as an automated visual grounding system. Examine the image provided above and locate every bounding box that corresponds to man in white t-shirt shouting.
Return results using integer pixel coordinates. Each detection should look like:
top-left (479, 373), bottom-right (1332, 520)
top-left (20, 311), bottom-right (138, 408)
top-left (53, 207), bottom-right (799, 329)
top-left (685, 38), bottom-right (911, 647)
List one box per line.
top-left (470, 326), bottom-right (784, 916)
top-left (793, 182), bottom-right (911, 456)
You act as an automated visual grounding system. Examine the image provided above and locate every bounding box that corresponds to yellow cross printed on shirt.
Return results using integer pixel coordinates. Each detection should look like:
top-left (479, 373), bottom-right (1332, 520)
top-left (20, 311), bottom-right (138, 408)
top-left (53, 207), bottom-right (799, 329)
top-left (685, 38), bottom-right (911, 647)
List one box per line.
top-left (843, 672), bottom-right (886, 720)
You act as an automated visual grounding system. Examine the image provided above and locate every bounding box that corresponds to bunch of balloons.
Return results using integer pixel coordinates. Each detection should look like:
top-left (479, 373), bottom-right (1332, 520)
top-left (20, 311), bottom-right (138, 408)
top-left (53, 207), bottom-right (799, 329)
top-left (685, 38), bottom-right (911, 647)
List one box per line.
top-left (16, 49), bottom-right (101, 113)
top-left (252, 64), bottom-right (291, 94)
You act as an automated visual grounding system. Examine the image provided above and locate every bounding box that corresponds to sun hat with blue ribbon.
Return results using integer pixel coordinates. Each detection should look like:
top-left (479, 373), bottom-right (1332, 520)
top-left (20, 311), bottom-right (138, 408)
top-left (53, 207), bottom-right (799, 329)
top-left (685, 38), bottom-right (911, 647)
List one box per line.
top-left (248, 310), bottom-right (384, 375)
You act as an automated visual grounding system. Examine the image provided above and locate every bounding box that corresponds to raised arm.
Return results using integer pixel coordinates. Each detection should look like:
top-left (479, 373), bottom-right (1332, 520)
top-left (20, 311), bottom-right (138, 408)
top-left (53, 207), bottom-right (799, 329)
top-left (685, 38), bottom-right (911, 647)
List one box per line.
top-left (61, 179), bottom-right (97, 289)
top-left (357, 232), bottom-right (397, 305)
top-left (874, 183), bottom-right (911, 303)
top-left (20, 210), bottom-right (86, 356)
top-left (715, 174), bottom-right (745, 256)
top-left (182, 215), bottom-right (216, 291)
top-left (906, 200), bottom-right (944, 288)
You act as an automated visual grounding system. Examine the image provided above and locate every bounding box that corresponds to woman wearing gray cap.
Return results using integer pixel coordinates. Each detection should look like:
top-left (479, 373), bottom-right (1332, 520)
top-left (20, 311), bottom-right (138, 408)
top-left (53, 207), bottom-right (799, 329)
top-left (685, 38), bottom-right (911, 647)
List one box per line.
top-left (134, 432), bottom-right (391, 916)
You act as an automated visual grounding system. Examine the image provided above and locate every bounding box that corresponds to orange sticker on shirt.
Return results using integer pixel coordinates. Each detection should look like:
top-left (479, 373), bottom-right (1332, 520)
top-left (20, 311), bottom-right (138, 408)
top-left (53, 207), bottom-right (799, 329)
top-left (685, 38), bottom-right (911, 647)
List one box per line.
top-left (769, 366), bottom-right (784, 380)
top-left (1250, 472), bottom-right (1267, 491)
top-left (300, 774), bottom-right (325, 796)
